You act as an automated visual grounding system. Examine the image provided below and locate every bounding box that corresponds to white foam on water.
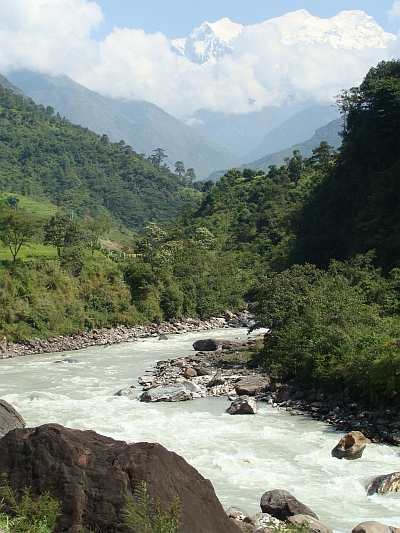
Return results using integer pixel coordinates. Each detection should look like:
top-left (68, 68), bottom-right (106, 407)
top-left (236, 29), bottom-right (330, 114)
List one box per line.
top-left (1, 328), bottom-right (399, 531)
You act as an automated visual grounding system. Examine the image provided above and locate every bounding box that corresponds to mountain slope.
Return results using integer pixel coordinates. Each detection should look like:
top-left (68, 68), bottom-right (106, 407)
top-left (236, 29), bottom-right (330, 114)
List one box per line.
top-left (6, 70), bottom-right (242, 180)
top-left (0, 82), bottom-right (195, 229)
top-left (243, 106), bottom-right (339, 163)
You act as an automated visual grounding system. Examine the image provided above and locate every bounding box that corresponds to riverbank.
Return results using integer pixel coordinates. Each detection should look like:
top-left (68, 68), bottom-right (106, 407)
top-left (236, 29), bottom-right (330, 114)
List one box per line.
top-left (138, 337), bottom-right (400, 447)
top-left (0, 311), bottom-right (251, 359)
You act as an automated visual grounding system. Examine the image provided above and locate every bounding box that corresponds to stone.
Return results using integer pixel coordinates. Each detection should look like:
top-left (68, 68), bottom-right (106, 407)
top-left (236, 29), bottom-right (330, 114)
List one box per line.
top-left (366, 472), bottom-right (400, 495)
top-left (54, 358), bottom-right (79, 364)
top-left (195, 366), bottom-right (210, 376)
top-left (0, 400), bottom-right (26, 439)
top-left (260, 489), bottom-right (318, 521)
top-left (226, 506), bottom-right (252, 522)
top-left (158, 334), bottom-right (168, 340)
top-left (114, 388), bottom-right (134, 397)
top-left (235, 376), bottom-right (270, 396)
top-left (139, 383), bottom-right (194, 402)
top-left (193, 339), bottom-right (222, 351)
top-left (0, 423), bottom-right (240, 533)
top-left (331, 431), bottom-right (371, 460)
top-left (207, 371), bottom-right (225, 388)
top-left (184, 366), bottom-right (197, 378)
top-left (289, 514), bottom-right (334, 533)
top-left (352, 521), bottom-right (393, 533)
top-left (227, 396), bottom-right (257, 415)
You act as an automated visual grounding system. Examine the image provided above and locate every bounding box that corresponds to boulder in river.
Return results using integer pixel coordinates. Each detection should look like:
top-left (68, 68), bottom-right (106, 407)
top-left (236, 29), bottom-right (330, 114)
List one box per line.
top-left (289, 514), bottom-right (334, 533)
top-left (0, 423), bottom-right (240, 533)
top-left (260, 489), bottom-right (319, 521)
top-left (366, 472), bottom-right (400, 496)
top-left (0, 400), bottom-right (26, 439)
top-left (352, 521), bottom-right (399, 533)
top-left (139, 383), bottom-right (194, 402)
top-left (331, 431), bottom-right (371, 460)
top-left (227, 396), bottom-right (257, 415)
top-left (235, 376), bottom-right (270, 396)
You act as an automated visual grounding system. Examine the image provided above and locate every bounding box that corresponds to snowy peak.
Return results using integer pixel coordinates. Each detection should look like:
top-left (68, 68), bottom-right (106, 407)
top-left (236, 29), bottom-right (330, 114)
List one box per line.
top-left (262, 9), bottom-right (395, 50)
top-left (172, 10), bottom-right (395, 64)
top-left (171, 18), bottom-right (243, 64)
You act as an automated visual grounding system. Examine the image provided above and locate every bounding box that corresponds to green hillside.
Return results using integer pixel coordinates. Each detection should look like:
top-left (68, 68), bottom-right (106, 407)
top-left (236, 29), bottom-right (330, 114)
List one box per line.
top-left (6, 70), bottom-right (243, 180)
top-left (0, 84), bottom-right (196, 229)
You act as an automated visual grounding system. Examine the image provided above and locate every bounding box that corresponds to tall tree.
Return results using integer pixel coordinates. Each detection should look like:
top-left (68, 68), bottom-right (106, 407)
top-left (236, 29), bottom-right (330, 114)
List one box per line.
top-left (0, 211), bottom-right (41, 261)
top-left (149, 148), bottom-right (167, 168)
top-left (43, 213), bottom-right (81, 256)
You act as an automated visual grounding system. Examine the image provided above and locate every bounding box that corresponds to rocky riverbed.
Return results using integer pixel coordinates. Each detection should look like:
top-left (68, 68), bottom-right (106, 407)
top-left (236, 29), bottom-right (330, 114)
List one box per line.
top-left (135, 335), bottom-right (400, 447)
top-left (0, 311), bottom-right (252, 358)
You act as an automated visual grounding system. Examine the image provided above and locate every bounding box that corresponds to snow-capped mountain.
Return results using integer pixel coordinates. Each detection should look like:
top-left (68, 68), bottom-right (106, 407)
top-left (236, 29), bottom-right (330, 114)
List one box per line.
top-left (172, 10), bottom-right (395, 64)
top-left (171, 18), bottom-right (243, 64)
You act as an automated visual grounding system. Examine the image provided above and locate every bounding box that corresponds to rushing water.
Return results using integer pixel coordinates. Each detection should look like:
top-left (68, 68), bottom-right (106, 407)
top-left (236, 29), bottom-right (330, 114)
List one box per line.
top-left (1, 328), bottom-right (399, 532)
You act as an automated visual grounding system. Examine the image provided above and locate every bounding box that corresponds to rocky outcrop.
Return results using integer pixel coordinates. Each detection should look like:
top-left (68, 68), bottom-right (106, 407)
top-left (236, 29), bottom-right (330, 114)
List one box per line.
top-left (289, 514), bottom-right (333, 533)
top-left (366, 472), bottom-right (400, 495)
top-left (235, 376), bottom-right (270, 396)
top-left (227, 396), bottom-right (257, 415)
top-left (353, 521), bottom-right (400, 533)
top-left (0, 399), bottom-right (26, 439)
top-left (260, 490), bottom-right (318, 521)
top-left (0, 424), bottom-right (241, 533)
top-left (193, 338), bottom-right (248, 351)
top-left (331, 431), bottom-right (371, 460)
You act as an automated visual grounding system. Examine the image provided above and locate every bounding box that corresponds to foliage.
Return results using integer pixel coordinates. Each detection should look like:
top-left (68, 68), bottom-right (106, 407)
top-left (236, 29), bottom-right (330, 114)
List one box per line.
top-left (0, 476), bottom-right (61, 533)
top-left (0, 87), bottom-right (196, 231)
top-left (43, 214), bottom-right (80, 257)
top-left (252, 254), bottom-right (400, 400)
top-left (124, 481), bottom-right (181, 533)
top-left (265, 518), bottom-right (309, 533)
top-left (0, 210), bottom-right (42, 261)
top-left (293, 59), bottom-right (400, 271)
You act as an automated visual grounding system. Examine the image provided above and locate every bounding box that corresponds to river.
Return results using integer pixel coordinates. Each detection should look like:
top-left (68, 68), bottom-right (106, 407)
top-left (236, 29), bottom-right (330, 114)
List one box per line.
top-left (0, 327), bottom-right (399, 532)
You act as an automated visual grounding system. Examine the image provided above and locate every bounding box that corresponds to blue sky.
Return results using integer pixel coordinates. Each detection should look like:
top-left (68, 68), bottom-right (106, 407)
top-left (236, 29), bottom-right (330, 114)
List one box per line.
top-left (0, 0), bottom-right (399, 118)
top-left (93, 0), bottom-right (400, 39)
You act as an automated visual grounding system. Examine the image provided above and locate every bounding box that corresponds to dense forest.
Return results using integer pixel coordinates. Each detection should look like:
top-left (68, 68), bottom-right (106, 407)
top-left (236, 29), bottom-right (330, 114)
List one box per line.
top-left (1, 60), bottom-right (400, 400)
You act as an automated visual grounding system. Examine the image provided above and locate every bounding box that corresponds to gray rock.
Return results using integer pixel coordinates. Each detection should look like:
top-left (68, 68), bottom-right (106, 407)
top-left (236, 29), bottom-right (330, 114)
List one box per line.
top-left (227, 396), bottom-right (257, 415)
top-left (158, 334), bottom-right (169, 340)
top-left (352, 521), bottom-right (393, 533)
top-left (114, 388), bottom-right (134, 396)
top-left (226, 506), bottom-right (251, 522)
top-left (193, 339), bottom-right (222, 351)
top-left (139, 383), bottom-right (194, 403)
top-left (260, 489), bottom-right (318, 521)
top-left (54, 358), bottom-right (79, 364)
top-left (289, 514), bottom-right (333, 533)
top-left (207, 371), bottom-right (225, 388)
top-left (366, 472), bottom-right (400, 495)
top-left (235, 375), bottom-right (270, 396)
top-left (331, 431), bottom-right (371, 460)
top-left (0, 400), bottom-right (26, 439)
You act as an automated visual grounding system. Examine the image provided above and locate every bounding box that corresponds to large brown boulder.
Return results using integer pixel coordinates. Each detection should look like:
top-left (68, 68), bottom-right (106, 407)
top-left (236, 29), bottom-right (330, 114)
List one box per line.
top-left (331, 431), bottom-right (371, 460)
top-left (366, 472), bottom-right (400, 495)
top-left (0, 399), bottom-right (26, 439)
top-left (260, 489), bottom-right (318, 521)
top-left (0, 424), bottom-right (240, 533)
top-left (352, 521), bottom-right (400, 533)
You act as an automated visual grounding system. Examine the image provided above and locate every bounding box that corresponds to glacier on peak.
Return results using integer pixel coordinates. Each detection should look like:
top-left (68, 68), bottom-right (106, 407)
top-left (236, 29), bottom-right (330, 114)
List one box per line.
top-left (171, 18), bottom-right (243, 64)
top-left (171, 10), bottom-right (395, 64)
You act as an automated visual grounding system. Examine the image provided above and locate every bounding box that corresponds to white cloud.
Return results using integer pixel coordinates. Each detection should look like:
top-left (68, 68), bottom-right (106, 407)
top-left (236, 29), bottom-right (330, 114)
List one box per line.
top-left (388, 1), bottom-right (400, 22)
top-left (0, 0), bottom-right (395, 118)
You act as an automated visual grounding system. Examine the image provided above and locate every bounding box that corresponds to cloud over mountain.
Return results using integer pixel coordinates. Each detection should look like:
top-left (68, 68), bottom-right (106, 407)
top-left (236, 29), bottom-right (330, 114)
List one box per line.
top-left (0, 1), bottom-right (397, 118)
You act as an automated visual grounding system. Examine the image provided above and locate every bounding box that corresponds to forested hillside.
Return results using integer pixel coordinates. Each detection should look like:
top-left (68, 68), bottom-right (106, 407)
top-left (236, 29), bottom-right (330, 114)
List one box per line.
top-left (0, 85), bottom-right (196, 229)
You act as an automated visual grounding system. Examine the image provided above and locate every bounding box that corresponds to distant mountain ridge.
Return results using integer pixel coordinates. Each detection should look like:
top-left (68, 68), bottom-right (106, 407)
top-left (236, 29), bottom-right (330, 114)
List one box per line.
top-left (172, 10), bottom-right (395, 65)
top-left (5, 70), bottom-right (242, 180)
top-left (243, 105), bottom-right (339, 163)
top-left (207, 118), bottom-right (342, 182)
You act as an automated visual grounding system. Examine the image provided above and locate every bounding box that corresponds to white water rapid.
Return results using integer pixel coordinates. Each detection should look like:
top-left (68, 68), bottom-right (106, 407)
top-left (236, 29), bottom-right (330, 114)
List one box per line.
top-left (1, 328), bottom-right (399, 532)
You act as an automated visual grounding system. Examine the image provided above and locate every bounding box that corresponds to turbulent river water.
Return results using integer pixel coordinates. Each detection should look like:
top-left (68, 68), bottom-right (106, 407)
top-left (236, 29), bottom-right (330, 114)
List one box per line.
top-left (1, 328), bottom-right (399, 532)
